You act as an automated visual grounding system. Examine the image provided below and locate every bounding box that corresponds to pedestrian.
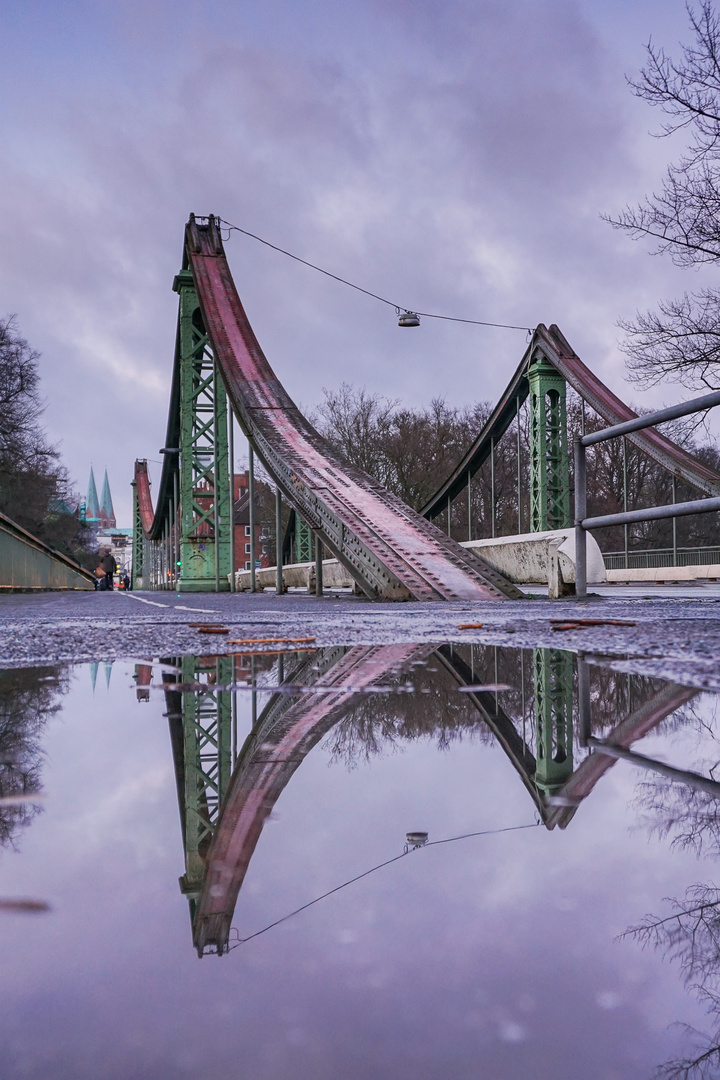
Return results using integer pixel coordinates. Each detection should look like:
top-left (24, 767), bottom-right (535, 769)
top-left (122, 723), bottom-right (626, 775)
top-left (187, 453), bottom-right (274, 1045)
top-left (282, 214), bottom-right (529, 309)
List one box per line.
top-left (100, 548), bottom-right (117, 591)
top-left (122, 572), bottom-right (130, 591)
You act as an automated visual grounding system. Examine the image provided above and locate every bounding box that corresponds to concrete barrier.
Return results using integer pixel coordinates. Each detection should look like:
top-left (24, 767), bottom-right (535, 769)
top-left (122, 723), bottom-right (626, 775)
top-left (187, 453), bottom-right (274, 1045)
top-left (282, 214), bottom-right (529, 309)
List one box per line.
top-left (233, 528), bottom-right (606, 598)
top-left (607, 564), bottom-right (720, 583)
top-left (463, 529), bottom-right (606, 597)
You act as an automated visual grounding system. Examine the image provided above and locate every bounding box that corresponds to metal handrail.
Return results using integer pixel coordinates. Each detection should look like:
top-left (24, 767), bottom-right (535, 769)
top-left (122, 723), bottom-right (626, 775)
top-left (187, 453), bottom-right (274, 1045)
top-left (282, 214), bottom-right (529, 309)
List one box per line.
top-left (575, 390), bottom-right (720, 596)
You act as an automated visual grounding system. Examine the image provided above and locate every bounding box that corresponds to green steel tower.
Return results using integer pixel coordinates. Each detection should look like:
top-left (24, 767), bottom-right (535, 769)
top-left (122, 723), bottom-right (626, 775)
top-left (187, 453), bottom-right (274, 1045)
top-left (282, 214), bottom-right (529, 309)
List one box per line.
top-left (173, 269), bottom-right (232, 591)
top-left (528, 355), bottom-right (570, 532)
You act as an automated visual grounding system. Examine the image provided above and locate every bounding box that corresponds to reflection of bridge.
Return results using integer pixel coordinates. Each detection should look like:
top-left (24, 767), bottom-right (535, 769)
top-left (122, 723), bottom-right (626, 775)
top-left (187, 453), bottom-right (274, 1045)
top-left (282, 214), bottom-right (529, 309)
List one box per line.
top-left (132, 214), bottom-right (720, 598)
top-left (153, 644), bottom-right (705, 958)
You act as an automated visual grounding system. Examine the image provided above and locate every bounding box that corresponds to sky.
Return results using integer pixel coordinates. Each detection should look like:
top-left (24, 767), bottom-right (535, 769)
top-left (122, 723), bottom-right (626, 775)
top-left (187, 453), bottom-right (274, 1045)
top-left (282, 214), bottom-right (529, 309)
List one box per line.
top-left (0, 0), bottom-right (711, 525)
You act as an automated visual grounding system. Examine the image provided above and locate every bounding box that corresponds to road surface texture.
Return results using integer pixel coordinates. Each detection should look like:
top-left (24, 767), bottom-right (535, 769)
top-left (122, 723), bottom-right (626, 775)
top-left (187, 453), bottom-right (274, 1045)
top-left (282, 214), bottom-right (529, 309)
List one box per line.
top-left (1, 586), bottom-right (720, 689)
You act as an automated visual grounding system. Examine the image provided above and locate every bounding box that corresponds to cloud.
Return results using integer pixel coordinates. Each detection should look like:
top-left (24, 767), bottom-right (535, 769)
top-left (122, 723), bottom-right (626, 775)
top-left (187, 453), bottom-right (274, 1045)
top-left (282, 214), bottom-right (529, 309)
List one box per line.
top-left (0, 0), bottom-right (702, 523)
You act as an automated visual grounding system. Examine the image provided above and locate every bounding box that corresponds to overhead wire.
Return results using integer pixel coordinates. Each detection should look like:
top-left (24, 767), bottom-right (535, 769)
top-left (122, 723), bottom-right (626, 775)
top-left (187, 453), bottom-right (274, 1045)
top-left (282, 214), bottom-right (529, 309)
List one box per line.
top-left (217, 217), bottom-right (532, 333)
top-left (228, 820), bottom-right (540, 949)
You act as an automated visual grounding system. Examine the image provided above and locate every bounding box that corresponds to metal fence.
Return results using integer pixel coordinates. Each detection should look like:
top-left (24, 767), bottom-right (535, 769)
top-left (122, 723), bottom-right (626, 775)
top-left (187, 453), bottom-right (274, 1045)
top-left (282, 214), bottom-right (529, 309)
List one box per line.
top-left (603, 545), bottom-right (720, 570)
top-left (574, 389), bottom-right (720, 597)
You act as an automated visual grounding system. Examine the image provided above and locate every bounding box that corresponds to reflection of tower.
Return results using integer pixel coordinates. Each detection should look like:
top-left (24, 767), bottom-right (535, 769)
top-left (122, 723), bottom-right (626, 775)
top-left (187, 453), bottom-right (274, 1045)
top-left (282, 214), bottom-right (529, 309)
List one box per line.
top-left (166, 657), bottom-right (233, 929)
top-left (533, 648), bottom-right (574, 793)
top-left (133, 664), bottom-right (152, 703)
top-left (166, 645), bottom-right (429, 957)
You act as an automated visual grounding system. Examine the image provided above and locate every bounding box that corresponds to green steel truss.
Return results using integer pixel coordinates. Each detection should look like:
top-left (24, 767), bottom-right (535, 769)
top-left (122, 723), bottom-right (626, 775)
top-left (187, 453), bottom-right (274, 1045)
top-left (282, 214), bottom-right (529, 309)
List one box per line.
top-left (533, 648), bottom-right (574, 793)
top-left (528, 355), bottom-right (570, 532)
top-left (177, 655), bottom-right (234, 933)
top-left (173, 269), bottom-right (231, 592)
top-left (131, 476), bottom-right (145, 589)
top-left (295, 516), bottom-right (313, 563)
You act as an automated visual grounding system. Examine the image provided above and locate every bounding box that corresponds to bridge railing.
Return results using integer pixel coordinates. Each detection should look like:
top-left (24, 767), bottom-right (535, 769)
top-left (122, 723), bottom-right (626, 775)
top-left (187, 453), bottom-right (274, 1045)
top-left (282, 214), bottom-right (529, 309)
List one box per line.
top-left (575, 389), bottom-right (720, 596)
top-left (603, 545), bottom-right (720, 570)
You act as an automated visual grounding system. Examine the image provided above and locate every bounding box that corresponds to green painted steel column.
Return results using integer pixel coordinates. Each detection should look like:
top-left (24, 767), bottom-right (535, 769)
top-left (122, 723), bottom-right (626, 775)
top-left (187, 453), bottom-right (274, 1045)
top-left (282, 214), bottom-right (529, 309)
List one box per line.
top-left (178, 655), bottom-right (233, 942)
top-left (173, 269), bottom-right (231, 591)
top-left (533, 648), bottom-right (574, 793)
top-left (528, 355), bottom-right (570, 531)
top-left (131, 478), bottom-right (144, 589)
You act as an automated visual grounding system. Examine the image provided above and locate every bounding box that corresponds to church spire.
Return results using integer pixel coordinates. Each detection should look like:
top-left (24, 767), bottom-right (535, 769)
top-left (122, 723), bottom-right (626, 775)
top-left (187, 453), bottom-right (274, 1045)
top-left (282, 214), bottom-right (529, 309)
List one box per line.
top-left (86, 467), bottom-right (100, 524)
top-left (99, 469), bottom-right (116, 529)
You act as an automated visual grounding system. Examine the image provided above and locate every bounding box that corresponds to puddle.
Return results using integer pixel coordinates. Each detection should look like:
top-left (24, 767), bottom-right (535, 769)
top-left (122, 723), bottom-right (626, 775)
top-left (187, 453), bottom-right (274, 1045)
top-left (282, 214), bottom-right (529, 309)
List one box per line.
top-left (1, 645), bottom-right (720, 1078)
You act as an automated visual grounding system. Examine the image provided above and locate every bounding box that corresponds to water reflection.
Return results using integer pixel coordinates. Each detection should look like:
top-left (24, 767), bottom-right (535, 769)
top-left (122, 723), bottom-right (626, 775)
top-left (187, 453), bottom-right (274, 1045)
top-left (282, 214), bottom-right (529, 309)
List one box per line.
top-left (138, 645), bottom-right (708, 961)
top-left (0, 667), bottom-right (65, 848)
top-left (3, 649), bottom-right (720, 1078)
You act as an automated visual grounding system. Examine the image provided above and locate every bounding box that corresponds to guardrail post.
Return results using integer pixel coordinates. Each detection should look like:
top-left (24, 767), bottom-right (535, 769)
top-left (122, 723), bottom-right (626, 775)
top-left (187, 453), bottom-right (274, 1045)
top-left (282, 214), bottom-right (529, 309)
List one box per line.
top-left (249, 444), bottom-right (256, 593)
top-left (574, 435), bottom-right (587, 598)
top-left (275, 485), bottom-right (284, 594)
top-left (577, 654), bottom-right (591, 746)
top-left (672, 476), bottom-right (677, 567)
top-left (315, 536), bottom-right (323, 596)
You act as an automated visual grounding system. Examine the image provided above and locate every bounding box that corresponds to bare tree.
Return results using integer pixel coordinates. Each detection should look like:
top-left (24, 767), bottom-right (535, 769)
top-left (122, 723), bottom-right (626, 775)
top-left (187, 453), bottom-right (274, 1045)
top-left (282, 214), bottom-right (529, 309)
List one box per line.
top-left (0, 315), bottom-right (93, 560)
top-left (621, 883), bottom-right (720, 1079)
top-left (607, 2), bottom-right (720, 389)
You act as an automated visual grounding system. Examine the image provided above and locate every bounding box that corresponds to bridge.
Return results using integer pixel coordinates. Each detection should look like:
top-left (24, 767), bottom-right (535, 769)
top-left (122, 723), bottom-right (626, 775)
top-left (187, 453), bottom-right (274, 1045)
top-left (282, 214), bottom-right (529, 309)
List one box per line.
top-left (131, 214), bottom-right (720, 601)
top-left (152, 643), bottom-right (705, 957)
top-left (132, 214), bottom-right (519, 601)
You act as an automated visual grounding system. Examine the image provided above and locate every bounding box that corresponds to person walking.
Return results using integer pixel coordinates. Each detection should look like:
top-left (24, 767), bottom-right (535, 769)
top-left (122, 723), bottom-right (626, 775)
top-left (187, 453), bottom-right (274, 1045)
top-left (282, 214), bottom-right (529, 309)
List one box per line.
top-left (101, 548), bottom-right (117, 591)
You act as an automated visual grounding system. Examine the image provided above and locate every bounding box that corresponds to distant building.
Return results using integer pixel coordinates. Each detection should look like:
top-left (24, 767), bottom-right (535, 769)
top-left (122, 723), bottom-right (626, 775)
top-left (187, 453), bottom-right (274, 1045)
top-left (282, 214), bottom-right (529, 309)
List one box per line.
top-left (98, 469), bottom-right (116, 529)
top-left (85, 467), bottom-right (100, 528)
top-left (233, 471), bottom-right (271, 571)
top-left (84, 467), bottom-right (130, 576)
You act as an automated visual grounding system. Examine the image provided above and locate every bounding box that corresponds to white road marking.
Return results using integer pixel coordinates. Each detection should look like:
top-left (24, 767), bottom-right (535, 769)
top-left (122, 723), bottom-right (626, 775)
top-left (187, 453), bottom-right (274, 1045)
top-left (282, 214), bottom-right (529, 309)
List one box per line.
top-left (121, 594), bottom-right (219, 614)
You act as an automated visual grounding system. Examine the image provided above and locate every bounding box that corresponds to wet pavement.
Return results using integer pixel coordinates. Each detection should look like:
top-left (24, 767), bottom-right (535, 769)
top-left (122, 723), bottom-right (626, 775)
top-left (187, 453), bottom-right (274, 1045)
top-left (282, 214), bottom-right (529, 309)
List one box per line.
top-left (2, 642), bottom-right (720, 1079)
top-left (3, 587), bottom-right (720, 690)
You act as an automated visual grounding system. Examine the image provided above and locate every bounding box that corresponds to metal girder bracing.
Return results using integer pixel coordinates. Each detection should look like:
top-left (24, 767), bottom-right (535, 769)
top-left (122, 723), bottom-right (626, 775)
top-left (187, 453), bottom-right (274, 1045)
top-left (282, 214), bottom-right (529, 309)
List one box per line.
top-left (182, 214), bottom-right (519, 601)
top-left (174, 270), bottom-right (231, 592)
top-left (167, 656), bottom-right (233, 931)
top-left (421, 323), bottom-right (720, 523)
top-left (528, 354), bottom-right (570, 531)
top-left (533, 648), bottom-right (574, 794)
top-left (435, 645), bottom-right (545, 818)
top-left (295, 516), bottom-right (312, 562)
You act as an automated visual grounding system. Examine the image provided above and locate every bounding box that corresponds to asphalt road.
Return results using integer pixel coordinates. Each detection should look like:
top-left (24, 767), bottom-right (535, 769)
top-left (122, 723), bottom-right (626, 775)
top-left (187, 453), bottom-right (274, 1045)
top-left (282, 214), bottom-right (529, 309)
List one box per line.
top-left (1, 586), bottom-right (720, 690)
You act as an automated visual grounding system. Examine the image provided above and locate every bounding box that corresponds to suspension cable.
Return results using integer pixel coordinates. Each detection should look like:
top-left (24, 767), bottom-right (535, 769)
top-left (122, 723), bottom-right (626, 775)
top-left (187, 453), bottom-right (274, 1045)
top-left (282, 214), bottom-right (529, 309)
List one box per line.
top-left (217, 218), bottom-right (532, 333)
top-left (227, 820), bottom-right (540, 948)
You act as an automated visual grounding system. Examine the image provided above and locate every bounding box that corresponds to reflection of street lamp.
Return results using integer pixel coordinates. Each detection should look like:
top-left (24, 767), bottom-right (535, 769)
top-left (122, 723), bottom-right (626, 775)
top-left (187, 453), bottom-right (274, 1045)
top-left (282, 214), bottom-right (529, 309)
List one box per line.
top-left (404, 831), bottom-right (428, 853)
